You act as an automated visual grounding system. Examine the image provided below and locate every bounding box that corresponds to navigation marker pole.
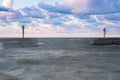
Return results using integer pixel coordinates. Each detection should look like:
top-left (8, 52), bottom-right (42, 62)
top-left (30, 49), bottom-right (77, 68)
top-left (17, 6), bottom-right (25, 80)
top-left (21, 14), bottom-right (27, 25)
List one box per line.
top-left (103, 27), bottom-right (106, 39)
top-left (22, 25), bottom-right (25, 39)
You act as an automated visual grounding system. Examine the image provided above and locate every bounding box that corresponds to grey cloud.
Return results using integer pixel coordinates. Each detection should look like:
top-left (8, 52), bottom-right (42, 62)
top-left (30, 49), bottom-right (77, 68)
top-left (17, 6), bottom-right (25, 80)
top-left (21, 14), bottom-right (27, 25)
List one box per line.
top-left (21, 6), bottom-right (46, 18)
top-left (38, 2), bottom-right (71, 14)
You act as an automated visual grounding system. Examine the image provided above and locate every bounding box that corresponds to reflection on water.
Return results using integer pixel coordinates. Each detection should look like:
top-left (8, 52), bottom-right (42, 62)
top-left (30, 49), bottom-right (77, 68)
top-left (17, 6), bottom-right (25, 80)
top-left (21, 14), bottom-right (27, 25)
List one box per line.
top-left (0, 38), bottom-right (120, 80)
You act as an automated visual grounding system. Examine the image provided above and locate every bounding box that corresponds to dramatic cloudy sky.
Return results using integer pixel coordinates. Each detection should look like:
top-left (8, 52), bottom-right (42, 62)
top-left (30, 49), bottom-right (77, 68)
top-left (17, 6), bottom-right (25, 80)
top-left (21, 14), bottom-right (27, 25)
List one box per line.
top-left (0, 0), bottom-right (120, 37)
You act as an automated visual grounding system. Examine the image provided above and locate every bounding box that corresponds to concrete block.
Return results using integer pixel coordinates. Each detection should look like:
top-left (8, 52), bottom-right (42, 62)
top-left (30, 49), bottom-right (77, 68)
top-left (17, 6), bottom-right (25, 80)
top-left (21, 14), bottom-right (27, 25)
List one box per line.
top-left (93, 38), bottom-right (113, 45)
top-left (93, 38), bottom-right (120, 45)
top-left (0, 73), bottom-right (19, 80)
top-left (0, 38), bottom-right (38, 48)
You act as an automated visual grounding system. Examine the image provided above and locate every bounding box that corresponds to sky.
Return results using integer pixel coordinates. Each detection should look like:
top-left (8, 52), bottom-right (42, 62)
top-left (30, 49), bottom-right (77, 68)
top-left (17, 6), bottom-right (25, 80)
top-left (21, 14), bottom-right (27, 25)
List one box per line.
top-left (0, 0), bottom-right (120, 37)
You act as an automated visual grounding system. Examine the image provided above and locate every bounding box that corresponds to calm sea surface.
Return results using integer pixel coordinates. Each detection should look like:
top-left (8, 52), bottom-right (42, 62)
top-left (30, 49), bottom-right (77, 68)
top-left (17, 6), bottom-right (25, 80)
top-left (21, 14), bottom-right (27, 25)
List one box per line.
top-left (0, 38), bottom-right (120, 80)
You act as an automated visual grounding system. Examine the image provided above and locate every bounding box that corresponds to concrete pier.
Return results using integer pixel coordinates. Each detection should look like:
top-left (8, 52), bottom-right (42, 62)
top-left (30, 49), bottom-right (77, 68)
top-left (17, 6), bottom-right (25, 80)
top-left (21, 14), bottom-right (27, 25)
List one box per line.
top-left (0, 73), bottom-right (18, 80)
top-left (0, 38), bottom-right (38, 48)
top-left (93, 38), bottom-right (120, 45)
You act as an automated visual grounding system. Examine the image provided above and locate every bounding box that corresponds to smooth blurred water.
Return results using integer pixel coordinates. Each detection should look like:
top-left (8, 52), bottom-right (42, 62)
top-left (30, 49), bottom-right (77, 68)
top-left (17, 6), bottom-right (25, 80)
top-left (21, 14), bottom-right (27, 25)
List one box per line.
top-left (0, 42), bottom-right (3, 49)
top-left (0, 38), bottom-right (120, 80)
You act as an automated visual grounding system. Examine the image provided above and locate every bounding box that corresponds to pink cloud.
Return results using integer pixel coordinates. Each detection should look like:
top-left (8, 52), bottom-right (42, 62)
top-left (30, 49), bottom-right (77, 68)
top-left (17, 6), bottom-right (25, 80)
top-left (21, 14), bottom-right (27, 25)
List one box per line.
top-left (66, 0), bottom-right (120, 14)
top-left (0, 11), bottom-right (16, 22)
top-left (2, 0), bottom-right (13, 8)
top-left (66, 0), bottom-right (90, 14)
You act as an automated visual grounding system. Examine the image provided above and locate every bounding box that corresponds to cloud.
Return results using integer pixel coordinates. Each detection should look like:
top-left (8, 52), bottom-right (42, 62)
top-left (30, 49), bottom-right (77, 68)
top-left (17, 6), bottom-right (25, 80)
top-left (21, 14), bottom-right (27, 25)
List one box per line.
top-left (38, 2), bottom-right (71, 14)
top-left (39, 0), bottom-right (120, 15)
top-left (1, 0), bottom-right (13, 8)
top-left (105, 13), bottom-right (120, 21)
top-left (10, 17), bottom-right (31, 24)
top-left (47, 12), bottom-right (62, 19)
top-left (0, 7), bottom-right (10, 11)
top-left (0, 5), bottom-right (46, 23)
top-left (0, 11), bottom-right (16, 23)
top-left (66, 0), bottom-right (89, 14)
top-left (21, 6), bottom-right (45, 18)
top-left (67, 0), bottom-right (120, 14)
top-left (0, 0), bottom-right (14, 22)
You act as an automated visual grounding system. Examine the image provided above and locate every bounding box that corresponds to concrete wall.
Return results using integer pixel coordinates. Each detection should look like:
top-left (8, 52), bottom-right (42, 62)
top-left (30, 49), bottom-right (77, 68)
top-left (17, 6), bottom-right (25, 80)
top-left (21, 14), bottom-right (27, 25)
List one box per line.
top-left (0, 72), bottom-right (19, 80)
top-left (93, 38), bottom-right (120, 45)
top-left (0, 38), bottom-right (38, 48)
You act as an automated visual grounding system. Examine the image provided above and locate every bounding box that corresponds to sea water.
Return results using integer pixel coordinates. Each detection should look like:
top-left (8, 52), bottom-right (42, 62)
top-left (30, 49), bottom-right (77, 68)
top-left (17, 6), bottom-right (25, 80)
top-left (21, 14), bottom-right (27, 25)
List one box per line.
top-left (0, 38), bottom-right (120, 80)
top-left (0, 42), bottom-right (3, 49)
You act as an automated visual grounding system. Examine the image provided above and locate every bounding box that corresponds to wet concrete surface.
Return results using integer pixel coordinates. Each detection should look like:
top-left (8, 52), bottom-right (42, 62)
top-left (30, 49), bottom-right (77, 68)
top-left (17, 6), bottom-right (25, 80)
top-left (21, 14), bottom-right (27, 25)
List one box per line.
top-left (0, 72), bottom-right (18, 80)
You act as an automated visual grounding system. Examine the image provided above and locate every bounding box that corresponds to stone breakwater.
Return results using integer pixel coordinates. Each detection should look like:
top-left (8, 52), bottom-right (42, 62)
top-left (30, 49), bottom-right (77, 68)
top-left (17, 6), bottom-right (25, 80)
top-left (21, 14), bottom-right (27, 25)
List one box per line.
top-left (93, 38), bottom-right (120, 45)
